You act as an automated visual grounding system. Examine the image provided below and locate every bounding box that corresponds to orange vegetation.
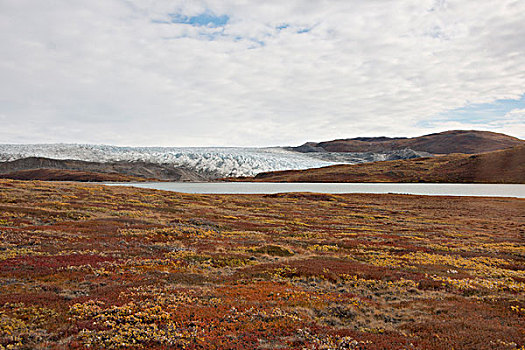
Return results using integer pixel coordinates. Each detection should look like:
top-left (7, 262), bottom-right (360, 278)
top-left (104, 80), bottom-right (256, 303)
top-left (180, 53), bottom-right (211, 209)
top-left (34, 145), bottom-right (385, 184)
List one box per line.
top-left (0, 179), bottom-right (523, 349)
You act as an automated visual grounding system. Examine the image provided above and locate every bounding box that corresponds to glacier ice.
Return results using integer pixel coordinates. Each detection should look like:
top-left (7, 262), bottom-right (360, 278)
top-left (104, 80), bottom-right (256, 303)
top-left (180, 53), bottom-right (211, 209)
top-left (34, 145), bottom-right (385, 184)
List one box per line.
top-left (0, 144), bottom-right (429, 178)
top-left (0, 144), bottom-right (341, 177)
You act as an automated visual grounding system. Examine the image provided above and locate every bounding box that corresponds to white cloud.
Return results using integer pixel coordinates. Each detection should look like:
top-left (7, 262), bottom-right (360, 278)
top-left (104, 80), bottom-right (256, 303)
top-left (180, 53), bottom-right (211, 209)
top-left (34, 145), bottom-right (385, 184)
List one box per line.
top-left (0, 0), bottom-right (524, 146)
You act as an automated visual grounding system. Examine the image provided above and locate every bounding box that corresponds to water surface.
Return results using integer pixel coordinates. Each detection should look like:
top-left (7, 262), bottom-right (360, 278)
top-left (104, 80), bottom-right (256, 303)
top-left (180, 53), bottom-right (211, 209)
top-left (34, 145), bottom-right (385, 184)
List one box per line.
top-left (107, 182), bottom-right (525, 198)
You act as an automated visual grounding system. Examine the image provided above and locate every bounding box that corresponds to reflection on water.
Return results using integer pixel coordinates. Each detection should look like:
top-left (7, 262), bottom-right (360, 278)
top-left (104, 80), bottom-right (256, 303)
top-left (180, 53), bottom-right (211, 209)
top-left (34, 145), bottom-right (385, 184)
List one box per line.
top-left (106, 182), bottom-right (525, 198)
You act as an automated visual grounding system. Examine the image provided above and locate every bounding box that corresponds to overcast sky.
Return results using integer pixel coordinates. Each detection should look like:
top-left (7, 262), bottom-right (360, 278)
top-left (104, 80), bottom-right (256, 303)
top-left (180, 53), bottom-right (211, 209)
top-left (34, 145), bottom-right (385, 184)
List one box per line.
top-left (1, 0), bottom-right (524, 146)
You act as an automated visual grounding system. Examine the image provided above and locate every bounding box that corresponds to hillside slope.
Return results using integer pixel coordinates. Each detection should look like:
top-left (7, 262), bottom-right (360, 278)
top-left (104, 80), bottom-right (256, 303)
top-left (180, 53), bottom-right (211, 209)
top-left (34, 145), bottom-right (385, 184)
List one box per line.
top-left (292, 130), bottom-right (524, 154)
top-left (0, 169), bottom-right (150, 182)
top-left (239, 145), bottom-right (525, 183)
top-left (0, 157), bottom-right (208, 182)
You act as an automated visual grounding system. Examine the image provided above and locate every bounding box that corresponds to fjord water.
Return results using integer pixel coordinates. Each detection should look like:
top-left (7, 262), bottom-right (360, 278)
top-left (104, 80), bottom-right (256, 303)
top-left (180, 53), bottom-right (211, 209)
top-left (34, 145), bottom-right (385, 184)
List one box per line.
top-left (107, 182), bottom-right (525, 198)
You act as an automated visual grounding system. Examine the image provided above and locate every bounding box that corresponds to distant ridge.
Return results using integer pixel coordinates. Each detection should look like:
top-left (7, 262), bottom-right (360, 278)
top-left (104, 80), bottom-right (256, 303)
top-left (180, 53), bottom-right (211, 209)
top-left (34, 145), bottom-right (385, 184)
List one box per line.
top-left (0, 168), bottom-right (149, 182)
top-left (232, 145), bottom-right (525, 184)
top-left (291, 130), bottom-right (524, 154)
top-left (0, 157), bottom-right (208, 182)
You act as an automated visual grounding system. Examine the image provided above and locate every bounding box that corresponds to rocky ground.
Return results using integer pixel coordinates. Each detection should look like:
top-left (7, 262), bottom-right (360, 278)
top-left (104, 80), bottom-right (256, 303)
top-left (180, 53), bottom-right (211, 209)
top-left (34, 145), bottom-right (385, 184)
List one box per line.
top-left (0, 157), bottom-right (208, 182)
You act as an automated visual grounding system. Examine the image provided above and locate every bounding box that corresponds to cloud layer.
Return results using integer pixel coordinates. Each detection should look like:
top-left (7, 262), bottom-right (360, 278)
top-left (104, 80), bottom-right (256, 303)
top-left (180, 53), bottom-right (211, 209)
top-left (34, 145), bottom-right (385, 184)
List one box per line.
top-left (1, 0), bottom-right (524, 146)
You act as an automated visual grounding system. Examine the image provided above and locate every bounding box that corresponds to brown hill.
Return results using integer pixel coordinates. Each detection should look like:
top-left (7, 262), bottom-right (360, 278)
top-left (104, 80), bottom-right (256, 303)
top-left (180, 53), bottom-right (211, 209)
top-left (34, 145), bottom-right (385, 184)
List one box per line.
top-left (234, 145), bottom-right (525, 183)
top-left (0, 169), bottom-right (151, 182)
top-left (292, 130), bottom-right (524, 154)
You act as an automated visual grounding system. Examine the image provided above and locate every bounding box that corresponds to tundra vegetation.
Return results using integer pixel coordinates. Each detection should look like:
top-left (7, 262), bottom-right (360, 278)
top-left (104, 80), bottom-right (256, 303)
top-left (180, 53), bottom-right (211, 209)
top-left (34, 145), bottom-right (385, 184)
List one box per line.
top-left (0, 179), bottom-right (523, 349)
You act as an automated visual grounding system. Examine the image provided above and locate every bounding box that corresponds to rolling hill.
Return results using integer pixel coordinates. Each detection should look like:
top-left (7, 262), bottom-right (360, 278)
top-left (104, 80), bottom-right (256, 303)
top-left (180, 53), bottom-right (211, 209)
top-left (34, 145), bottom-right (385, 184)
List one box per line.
top-left (234, 145), bottom-right (525, 183)
top-left (291, 130), bottom-right (524, 154)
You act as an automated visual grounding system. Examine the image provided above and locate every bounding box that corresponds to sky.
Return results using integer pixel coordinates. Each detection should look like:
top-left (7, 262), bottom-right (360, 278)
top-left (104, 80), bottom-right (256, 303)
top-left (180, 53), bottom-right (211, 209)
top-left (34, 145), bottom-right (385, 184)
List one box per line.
top-left (0, 0), bottom-right (524, 147)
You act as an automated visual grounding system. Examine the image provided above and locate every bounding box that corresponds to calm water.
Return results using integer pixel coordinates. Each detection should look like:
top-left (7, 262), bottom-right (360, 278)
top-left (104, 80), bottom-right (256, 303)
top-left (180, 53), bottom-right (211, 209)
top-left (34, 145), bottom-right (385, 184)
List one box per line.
top-left (106, 182), bottom-right (525, 198)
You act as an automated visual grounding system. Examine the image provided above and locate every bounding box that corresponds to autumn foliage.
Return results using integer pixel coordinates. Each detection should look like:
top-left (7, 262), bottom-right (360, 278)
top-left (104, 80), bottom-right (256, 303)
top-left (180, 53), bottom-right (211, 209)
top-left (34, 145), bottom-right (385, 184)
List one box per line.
top-left (0, 179), bottom-right (523, 349)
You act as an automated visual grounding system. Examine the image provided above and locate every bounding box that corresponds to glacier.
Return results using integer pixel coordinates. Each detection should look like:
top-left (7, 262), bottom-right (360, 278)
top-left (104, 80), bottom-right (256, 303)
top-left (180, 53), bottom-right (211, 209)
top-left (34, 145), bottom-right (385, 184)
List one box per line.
top-left (0, 144), bottom-right (341, 177)
top-left (0, 144), bottom-right (430, 178)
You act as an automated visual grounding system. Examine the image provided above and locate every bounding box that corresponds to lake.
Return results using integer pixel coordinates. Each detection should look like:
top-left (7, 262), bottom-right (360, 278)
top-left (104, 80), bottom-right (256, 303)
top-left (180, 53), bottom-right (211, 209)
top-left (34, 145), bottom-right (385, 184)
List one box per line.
top-left (106, 182), bottom-right (525, 198)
